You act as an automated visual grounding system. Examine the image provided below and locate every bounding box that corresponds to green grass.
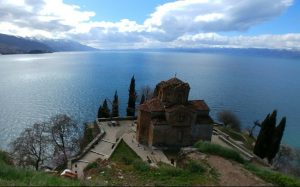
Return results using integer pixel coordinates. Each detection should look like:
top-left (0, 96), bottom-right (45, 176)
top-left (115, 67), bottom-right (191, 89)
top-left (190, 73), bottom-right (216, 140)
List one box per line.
top-left (0, 151), bottom-right (82, 186)
top-left (0, 162), bottom-right (81, 186)
top-left (193, 140), bottom-right (300, 186)
top-left (110, 140), bottom-right (141, 163)
top-left (85, 140), bottom-right (218, 186)
top-left (194, 141), bottom-right (246, 164)
top-left (245, 163), bottom-right (300, 187)
top-left (217, 126), bottom-right (255, 150)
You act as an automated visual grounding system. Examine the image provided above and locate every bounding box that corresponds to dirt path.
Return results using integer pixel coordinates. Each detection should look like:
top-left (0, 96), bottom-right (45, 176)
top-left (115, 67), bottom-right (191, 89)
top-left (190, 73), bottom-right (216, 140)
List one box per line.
top-left (206, 155), bottom-right (270, 186)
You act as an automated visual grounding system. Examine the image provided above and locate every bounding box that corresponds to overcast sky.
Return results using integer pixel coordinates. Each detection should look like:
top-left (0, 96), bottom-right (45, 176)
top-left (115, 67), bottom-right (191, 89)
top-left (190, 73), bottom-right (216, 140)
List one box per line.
top-left (0, 0), bottom-right (299, 50)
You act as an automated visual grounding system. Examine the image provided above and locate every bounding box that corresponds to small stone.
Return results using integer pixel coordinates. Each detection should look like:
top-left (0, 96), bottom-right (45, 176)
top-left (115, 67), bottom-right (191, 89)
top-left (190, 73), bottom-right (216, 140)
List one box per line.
top-left (118, 176), bottom-right (124, 179)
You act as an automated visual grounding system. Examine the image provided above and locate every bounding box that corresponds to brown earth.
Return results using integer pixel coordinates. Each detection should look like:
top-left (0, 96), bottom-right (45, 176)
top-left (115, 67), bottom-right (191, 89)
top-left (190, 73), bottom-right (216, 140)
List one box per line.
top-left (186, 152), bottom-right (271, 186)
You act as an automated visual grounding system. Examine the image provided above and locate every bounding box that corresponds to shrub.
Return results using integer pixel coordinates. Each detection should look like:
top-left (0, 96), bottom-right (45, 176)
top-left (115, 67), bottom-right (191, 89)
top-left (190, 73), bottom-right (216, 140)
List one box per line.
top-left (186, 160), bottom-right (205, 174)
top-left (194, 141), bottom-right (245, 164)
top-left (133, 160), bottom-right (150, 172)
top-left (0, 151), bottom-right (13, 165)
top-left (217, 110), bottom-right (241, 132)
top-left (159, 166), bottom-right (185, 177)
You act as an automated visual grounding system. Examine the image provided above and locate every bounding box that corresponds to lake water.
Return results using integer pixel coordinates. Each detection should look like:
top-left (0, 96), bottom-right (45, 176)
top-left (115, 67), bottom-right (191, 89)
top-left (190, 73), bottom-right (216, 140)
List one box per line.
top-left (0, 51), bottom-right (299, 149)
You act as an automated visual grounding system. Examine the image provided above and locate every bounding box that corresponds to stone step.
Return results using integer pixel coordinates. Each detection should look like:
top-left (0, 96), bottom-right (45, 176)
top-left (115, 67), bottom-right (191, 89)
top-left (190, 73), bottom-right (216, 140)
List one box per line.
top-left (77, 160), bottom-right (89, 163)
top-left (101, 139), bottom-right (116, 144)
top-left (90, 150), bottom-right (108, 157)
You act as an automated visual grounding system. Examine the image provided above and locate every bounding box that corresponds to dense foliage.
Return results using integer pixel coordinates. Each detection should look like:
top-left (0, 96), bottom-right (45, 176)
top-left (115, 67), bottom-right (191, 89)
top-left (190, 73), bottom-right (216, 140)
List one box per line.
top-left (112, 91), bottom-right (119, 117)
top-left (126, 76), bottom-right (137, 116)
top-left (217, 110), bottom-right (241, 132)
top-left (253, 110), bottom-right (286, 163)
top-left (98, 99), bottom-right (111, 118)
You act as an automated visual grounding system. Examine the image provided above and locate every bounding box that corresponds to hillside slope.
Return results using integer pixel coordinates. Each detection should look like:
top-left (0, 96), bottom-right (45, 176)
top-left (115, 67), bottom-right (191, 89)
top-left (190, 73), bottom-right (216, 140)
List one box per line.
top-left (0, 33), bottom-right (97, 55)
top-left (41, 39), bottom-right (97, 52)
top-left (0, 34), bottom-right (51, 54)
top-left (0, 151), bottom-right (80, 186)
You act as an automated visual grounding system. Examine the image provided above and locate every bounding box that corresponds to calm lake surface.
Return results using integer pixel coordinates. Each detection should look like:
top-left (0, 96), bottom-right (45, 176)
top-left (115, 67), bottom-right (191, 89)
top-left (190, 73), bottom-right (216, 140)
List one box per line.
top-left (0, 51), bottom-right (299, 149)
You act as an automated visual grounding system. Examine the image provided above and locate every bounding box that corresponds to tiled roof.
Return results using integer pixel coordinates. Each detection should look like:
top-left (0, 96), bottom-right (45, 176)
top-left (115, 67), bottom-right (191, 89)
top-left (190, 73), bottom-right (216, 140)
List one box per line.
top-left (139, 99), bottom-right (210, 112)
top-left (189, 100), bottom-right (210, 111)
top-left (139, 98), bottom-right (165, 112)
top-left (159, 77), bottom-right (190, 89)
top-left (165, 104), bottom-right (195, 113)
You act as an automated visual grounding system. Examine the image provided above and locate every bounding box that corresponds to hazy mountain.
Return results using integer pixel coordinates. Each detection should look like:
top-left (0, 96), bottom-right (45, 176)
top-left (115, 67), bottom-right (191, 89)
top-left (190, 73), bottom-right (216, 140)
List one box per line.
top-left (140, 47), bottom-right (300, 58)
top-left (40, 39), bottom-right (97, 52)
top-left (0, 34), bottom-right (52, 54)
top-left (0, 33), bottom-right (97, 55)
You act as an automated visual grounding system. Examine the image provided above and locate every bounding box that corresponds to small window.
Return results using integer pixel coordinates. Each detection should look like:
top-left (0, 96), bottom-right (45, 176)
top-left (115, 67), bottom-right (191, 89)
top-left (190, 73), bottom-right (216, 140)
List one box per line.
top-left (75, 171), bottom-right (77, 173)
top-left (75, 164), bottom-right (77, 168)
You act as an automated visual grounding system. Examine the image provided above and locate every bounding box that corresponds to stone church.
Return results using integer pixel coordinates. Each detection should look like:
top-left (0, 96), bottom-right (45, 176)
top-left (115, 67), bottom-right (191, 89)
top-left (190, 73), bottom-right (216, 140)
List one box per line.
top-left (136, 77), bottom-right (213, 148)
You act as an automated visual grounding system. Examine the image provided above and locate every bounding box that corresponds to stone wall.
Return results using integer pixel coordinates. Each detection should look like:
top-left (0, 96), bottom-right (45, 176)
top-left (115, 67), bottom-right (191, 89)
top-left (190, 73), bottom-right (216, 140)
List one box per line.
top-left (136, 111), bottom-right (151, 144)
top-left (151, 125), bottom-right (192, 147)
top-left (191, 124), bottom-right (213, 142)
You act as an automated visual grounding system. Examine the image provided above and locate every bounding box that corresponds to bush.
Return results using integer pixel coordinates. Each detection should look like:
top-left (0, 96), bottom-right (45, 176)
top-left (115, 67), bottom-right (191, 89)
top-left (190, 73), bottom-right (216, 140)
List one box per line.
top-left (133, 160), bottom-right (150, 172)
top-left (186, 160), bottom-right (205, 174)
top-left (194, 141), bottom-right (245, 164)
top-left (0, 151), bottom-right (13, 165)
top-left (217, 110), bottom-right (241, 132)
top-left (159, 166), bottom-right (186, 177)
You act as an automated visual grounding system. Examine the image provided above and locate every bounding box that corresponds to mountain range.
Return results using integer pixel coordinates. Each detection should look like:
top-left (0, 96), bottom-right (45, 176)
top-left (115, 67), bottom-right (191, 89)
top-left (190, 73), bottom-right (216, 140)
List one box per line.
top-left (0, 33), bottom-right (97, 55)
top-left (1, 33), bottom-right (299, 58)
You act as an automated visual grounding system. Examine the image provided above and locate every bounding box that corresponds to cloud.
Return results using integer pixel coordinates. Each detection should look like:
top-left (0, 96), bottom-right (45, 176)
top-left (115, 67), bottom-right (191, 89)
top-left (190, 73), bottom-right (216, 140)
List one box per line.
top-left (0, 0), bottom-right (94, 38)
top-left (143, 0), bottom-right (293, 41)
top-left (0, 0), bottom-right (298, 50)
top-left (173, 33), bottom-right (300, 50)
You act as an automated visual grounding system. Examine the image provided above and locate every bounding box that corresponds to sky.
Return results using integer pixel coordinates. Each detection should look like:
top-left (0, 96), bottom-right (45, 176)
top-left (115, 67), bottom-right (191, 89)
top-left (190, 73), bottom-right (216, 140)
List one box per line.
top-left (0, 0), bottom-right (299, 50)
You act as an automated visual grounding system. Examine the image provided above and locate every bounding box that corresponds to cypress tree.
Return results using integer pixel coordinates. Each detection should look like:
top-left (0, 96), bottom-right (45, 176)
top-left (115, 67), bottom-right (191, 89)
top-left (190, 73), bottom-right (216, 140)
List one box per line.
top-left (254, 110), bottom-right (287, 163)
top-left (267, 117), bottom-right (286, 163)
top-left (254, 113), bottom-right (270, 158)
top-left (262, 110), bottom-right (277, 157)
top-left (112, 91), bottom-right (119, 117)
top-left (97, 105), bottom-right (102, 118)
top-left (126, 76), bottom-right (137, 116)
top-left (102, 99), bottom-right (110, 118)
top-left (140, 94), bottom-right (145, 105)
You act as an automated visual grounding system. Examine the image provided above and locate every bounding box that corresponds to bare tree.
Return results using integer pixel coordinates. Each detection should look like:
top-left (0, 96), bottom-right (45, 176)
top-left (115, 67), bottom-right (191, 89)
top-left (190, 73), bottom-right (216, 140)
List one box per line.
top-left (273, 145), bottom-right (300, 177)
top-left (140, 85), bottom-right (154, 101)
top-left (248, 120), bottom-right (262, 137)
top-left (217, 110), bottom-right (241, 132)
top-left (10, 122), bottom-right (50, 170)
top-left (49, 114), bottom-right (80, 164)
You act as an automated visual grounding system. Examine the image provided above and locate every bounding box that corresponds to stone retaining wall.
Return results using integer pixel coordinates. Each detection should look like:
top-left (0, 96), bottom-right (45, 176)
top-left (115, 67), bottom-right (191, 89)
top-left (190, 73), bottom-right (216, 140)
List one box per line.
top-left (97, 116), bottom-right (137, 122)
top-left (67, 129), bottom-right (106, 169)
